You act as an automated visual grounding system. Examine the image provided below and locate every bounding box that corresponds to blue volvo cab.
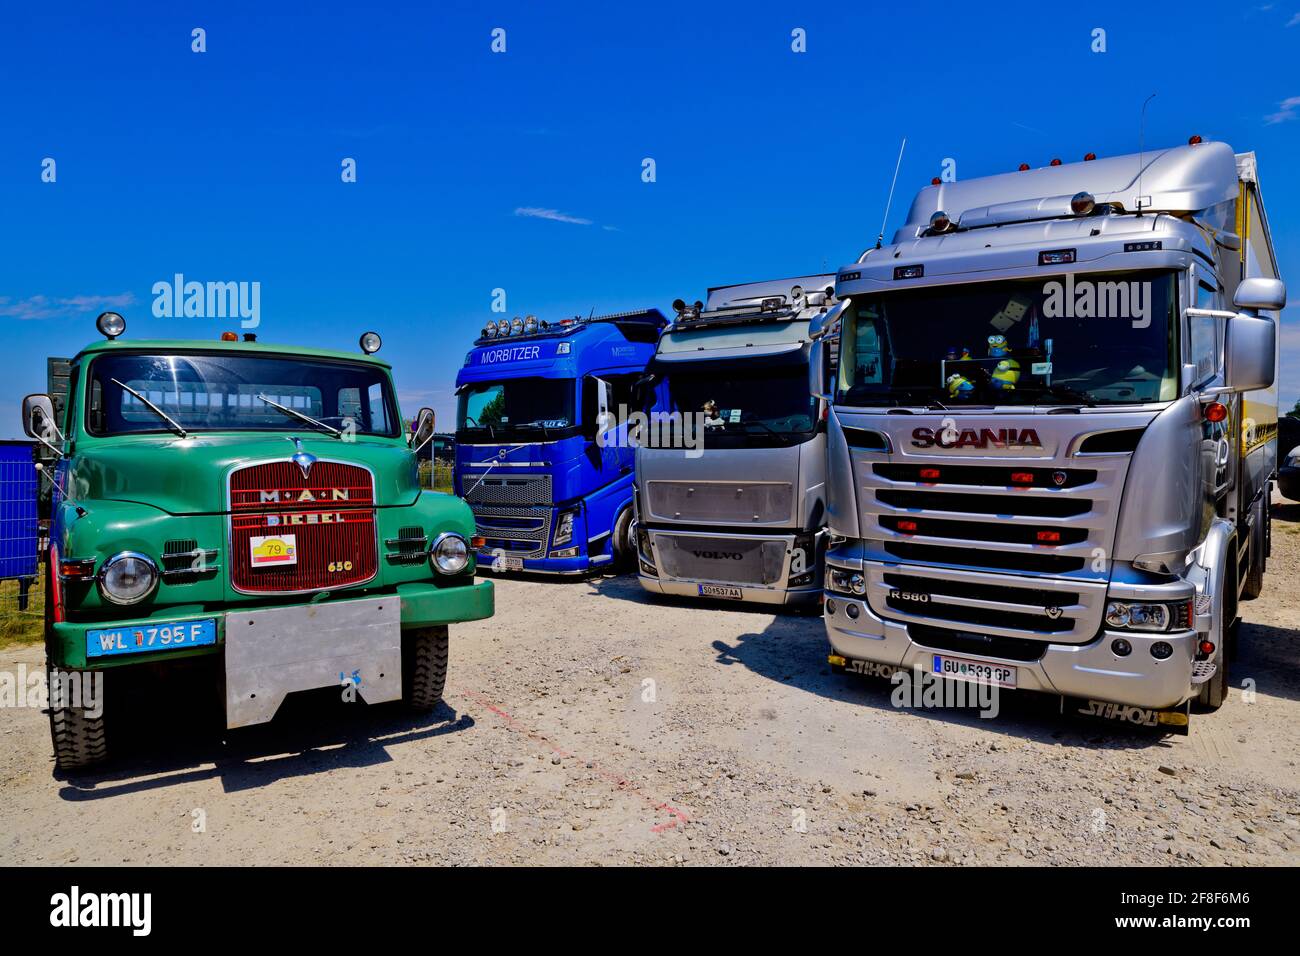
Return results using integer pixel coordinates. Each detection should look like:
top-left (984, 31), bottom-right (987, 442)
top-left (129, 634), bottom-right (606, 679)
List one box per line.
top-left (454, 310), bottom-right (667, 575)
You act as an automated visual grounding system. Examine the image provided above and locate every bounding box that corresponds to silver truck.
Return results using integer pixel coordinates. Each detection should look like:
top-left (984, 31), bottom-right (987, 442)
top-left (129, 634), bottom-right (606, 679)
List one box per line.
top-left (633, 276), bottom-right (835, 606)
top-left (813, 140), bottom-right (1285, 730)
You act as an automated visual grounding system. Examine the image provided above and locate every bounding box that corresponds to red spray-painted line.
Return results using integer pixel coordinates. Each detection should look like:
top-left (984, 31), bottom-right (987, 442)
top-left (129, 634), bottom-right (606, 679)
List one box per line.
top-left (452, 685), bottom-right (690, 833)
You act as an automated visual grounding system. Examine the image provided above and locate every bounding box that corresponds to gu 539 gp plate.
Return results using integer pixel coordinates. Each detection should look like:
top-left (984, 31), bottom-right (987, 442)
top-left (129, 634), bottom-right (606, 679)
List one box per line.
top-left (699, 584), bottom-right (743, 600)
top-left (932, 653), bottom-right (1017, 688)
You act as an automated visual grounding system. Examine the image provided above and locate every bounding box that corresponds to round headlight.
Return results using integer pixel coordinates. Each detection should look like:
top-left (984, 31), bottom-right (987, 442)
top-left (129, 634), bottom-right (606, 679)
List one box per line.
top-left (430, 532), bottom-right (469, 575)
top-left (98, 552), bottom-right (158, 605)
top-left (524, 315), bottom-right (539, 334)
top-left (482, 323), bottom-right (497, 339)
top-left (359, 331), bottom-right (383, 354)
top-left (496, 319), bottom-right (511, 336)
top-left (849, 573), bottom-right (866, 595)
top-left (96, 311), bottom-right (126, 340)
top-left (510, 317), bottom-right (524, 335)
top-left (1104, 601), bottom-right (1131, 628)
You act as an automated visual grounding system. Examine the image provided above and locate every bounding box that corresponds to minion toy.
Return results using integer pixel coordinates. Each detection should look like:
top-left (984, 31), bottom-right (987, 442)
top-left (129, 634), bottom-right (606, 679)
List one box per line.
top-left (988, 334), bottom-right (1011, 357)
top-left (990, 358), bottom-right (1021, 391)
top-left (946, 373), bottom-right (976, 398)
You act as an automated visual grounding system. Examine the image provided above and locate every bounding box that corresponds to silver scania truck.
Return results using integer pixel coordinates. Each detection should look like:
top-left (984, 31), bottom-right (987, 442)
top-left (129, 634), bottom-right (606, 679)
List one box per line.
top-left (813, 141), bottom-right (1285, 730)
top-left (634, 276), bottom-right (836, 605)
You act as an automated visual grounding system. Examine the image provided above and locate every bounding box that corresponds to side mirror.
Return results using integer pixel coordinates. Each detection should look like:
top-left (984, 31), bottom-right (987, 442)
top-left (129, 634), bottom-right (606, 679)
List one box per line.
top-left (1223, 313), bottom-right (1276, 393)
top-left (410, 407), bottom-right (435, 453)
top-left (809, 340), bottom-right (831, 402)
top-left (1233, 277), bottom-right (1286, 312)
top-left (22, 394), bottom-right (63, 453)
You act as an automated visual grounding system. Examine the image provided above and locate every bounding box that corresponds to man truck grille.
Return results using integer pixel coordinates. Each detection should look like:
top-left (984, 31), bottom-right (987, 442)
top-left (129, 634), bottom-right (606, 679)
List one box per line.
top-left (228, 461), bottom-right (377, 594)
top-left (652, 533), bottom-right (787, 586)
top-left (645, 480), bottom-right (793, 524)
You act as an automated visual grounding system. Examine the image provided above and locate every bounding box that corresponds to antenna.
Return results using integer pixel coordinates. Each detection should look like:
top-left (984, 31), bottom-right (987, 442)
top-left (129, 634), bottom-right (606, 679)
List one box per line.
top-left (875, 137), bottom-right (907, 250)
top-left (1136, 93), bottom-right (1156, 216)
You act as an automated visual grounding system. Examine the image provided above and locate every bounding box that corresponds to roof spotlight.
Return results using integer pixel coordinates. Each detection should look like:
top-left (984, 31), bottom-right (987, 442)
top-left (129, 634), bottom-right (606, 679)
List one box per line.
top-left (510, 317), bottom-right (524, 335)
top-left (524, 315), bottom-right (539, 333)
top-left (1070, 191), bottom-right (1096, 215)
top-left (359, 331), bottom-right (383, 354)
top-left (483, 322), bottom-right (497, 339)
top-left (96, 311), bottom-right (126, 340)
top-left (496, 318), bottom-right (511, 336)
top-left (672, 298), bottom-right (686, 313)
top-left (929, 210), bottom-right (952, 233)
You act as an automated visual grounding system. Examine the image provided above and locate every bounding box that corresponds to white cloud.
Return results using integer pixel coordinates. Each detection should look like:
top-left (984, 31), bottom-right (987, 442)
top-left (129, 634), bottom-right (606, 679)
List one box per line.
top-left (1265, 95), bottom-right (1300, 123)
top-left (0, 291), bottom-right (135, 321)
top-left (1288, 12), bottom-right (1300, 26)
top-left (513, 207), bottom-right (593, 226)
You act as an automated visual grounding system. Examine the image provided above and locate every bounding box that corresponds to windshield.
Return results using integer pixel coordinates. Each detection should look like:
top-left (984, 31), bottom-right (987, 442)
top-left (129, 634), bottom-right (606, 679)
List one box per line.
top-left (86, 353), bottom-right (399, 437)
top-left (837, 270), bottom-right (1178, 407)
top-left (456, 377), bottom-right (576, 438)
top-left (663, 362), bottom-right (816, 447)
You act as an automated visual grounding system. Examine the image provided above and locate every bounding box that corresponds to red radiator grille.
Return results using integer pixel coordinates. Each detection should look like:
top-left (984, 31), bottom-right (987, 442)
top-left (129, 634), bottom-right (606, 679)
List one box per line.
top-left (229, 461), bottom-right (377, 593)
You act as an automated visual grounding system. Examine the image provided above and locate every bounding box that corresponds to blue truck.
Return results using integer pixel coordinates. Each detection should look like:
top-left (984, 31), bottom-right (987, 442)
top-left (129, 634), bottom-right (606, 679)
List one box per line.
top-left (454, 309), bottom-right (667, 575)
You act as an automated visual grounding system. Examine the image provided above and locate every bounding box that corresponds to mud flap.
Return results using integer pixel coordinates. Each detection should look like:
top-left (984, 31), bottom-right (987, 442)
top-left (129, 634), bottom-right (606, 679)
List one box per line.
top-left (1061, 696), bottom-right (1191, 736)
top-left (224, 597), bottom-right (402, 729)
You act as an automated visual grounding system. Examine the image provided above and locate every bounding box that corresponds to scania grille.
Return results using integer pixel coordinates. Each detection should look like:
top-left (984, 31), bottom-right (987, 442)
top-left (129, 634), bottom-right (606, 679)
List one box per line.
top-left (645, 480), bottom-right (794, 524)
top-left (463, 475), bottom-right (553, 507)
top-left (651, 532), bottom-right (787, 586)
top-left (228, 461), bottom-right (377, 593)
top-left (864, 459), bottom-right (1120, 583)
top-left (863, 564), bottom-right (1107, 644)
top-left (471, 505), bottom-right (550, 559)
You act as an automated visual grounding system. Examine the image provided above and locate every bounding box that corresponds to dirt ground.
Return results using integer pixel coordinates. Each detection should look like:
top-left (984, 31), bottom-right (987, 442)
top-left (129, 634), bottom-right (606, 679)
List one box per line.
top-left (2, 498), bottom-right (1298, 867)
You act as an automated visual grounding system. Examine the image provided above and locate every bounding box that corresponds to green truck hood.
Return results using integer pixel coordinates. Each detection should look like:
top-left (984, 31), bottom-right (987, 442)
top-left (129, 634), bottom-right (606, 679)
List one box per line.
top-left (68, 433), bottom-right (421, 515)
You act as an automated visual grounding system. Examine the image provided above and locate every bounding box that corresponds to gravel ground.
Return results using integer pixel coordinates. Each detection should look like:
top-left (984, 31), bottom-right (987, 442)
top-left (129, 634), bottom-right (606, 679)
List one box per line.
top-left (1, 497), bottom-right (1298, 867)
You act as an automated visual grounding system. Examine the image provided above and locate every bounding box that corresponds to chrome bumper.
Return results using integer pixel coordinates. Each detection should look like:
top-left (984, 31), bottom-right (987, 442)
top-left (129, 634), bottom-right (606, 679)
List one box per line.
top-left (823, 591), bottom-right (1197, 710)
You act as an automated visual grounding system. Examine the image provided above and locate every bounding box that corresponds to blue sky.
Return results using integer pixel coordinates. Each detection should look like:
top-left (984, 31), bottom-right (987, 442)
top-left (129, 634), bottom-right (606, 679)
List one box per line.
top-left (1, 0), bottom-right (1297, 435)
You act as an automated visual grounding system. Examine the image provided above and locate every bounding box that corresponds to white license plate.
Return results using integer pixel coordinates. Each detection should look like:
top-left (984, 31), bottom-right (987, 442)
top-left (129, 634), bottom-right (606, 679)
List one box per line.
top-left (482, 553), bottom-right (524, 571)
top-left (699, 584), bottom-right (743, 600)
top-left (932, 654), bottom-right (1017, 688)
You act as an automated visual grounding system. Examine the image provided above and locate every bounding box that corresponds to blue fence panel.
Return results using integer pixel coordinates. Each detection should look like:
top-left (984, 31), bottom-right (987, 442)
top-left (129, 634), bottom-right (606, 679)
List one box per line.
top-left (0, 442), bottom-right (38, 580)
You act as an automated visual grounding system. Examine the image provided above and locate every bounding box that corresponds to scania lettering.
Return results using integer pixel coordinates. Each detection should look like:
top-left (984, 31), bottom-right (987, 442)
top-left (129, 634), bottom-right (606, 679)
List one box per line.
top-left (635, 276), bottom-right (835, 605)
top-left (455, 309), bottom-right (667, 574)
top-left (813, 141), bottom-right (1285, 728)
top-left (22, 316), bottom-right (494, 770)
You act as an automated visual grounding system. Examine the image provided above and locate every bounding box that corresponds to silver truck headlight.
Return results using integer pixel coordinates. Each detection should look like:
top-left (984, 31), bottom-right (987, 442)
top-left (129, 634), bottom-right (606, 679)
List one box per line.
top-left (1104, 600), bottom-right (1177, 632)
top-left (98, 552), bottom-right (158, 605)
top-left (827, 567), bottom-right (866, 595)
top-left (430, 533), bottom-right (469, 574)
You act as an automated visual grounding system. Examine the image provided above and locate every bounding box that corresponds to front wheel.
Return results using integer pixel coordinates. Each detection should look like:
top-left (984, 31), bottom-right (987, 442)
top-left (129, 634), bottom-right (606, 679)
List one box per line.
top-left (48, 667), bottom-right (109, 771)
top-left (402, 626), bottom-right (449, 711)
top-left (612, 509), bottom-right (635, 571)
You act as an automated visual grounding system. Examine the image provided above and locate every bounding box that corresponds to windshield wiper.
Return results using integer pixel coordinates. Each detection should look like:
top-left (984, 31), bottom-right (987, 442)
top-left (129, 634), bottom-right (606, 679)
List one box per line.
top-left (255, 394), bottom-right (342, 437)
top-left (1022, 383), bottom-right (1098, 407)
top-left (730, 420), bottom-right (793, 445)
top-left (111, 378), bottom-right (188, 438)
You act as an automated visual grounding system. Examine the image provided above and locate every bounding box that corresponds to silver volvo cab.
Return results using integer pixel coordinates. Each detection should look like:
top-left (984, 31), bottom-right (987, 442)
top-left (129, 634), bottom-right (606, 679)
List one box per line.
top-left (634, 275), bottom-right (835, 606)
top-left (814, 141), bottom-right (1285, 728)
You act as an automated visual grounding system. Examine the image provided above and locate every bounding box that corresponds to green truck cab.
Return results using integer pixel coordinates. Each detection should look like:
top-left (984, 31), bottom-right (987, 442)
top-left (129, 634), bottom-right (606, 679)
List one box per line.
top-left (21, 314), bottom-right (493, 770)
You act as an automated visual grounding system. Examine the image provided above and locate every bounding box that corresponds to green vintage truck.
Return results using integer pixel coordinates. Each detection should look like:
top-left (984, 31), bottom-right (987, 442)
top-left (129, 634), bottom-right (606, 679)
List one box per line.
top-left (22, 313), bottom-right (493, 770)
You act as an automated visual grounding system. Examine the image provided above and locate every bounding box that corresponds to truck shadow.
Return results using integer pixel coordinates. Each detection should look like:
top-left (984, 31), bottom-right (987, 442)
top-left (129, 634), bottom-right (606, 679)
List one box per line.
top-left (56, 693), bottom-right (473, 802)
top-left (709, 600), bottom-right (1300, 749)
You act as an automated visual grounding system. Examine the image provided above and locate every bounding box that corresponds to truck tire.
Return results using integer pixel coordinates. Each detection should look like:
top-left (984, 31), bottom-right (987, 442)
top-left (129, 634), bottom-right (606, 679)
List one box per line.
top-left (612, 508), bottom-right (635, 570)
top-left (44, 565), bottom-right (110, 772)
top-left (402, 626), bottom-right (449, 711)
top-left (48, 667), bottom-right (108, 771)
top-left (1240, 498), bottom-right (1267, 601)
